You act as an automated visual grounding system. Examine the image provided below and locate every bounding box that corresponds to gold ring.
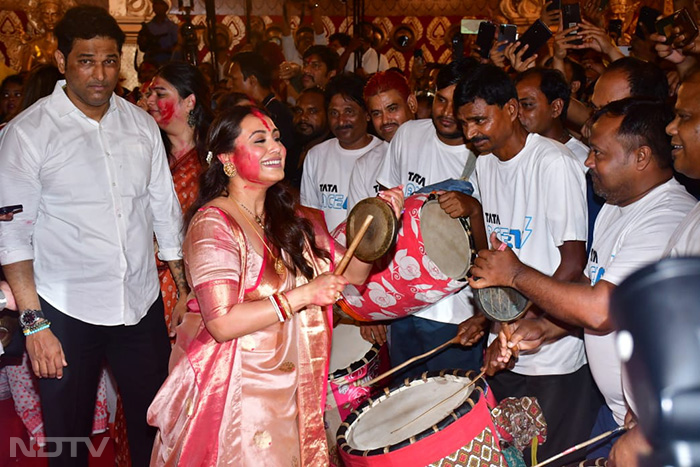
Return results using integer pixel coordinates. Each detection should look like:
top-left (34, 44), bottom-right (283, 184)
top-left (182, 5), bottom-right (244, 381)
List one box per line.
top-left (335, 292), bottom-right (341, 301)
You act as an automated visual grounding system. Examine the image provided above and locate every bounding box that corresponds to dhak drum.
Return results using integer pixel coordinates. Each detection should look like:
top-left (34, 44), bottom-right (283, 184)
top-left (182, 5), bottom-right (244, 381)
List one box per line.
top-left (325, 324), bottom-right (387, 466)
top-left (333, 193), bottom-right (475, 322)
top-left (337, 370), bottom-right (507, 467)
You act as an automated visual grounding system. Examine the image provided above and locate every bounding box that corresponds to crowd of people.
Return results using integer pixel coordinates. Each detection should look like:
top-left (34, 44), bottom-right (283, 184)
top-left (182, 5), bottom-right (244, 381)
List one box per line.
top-left (0, 1), bottom-right (699, 466)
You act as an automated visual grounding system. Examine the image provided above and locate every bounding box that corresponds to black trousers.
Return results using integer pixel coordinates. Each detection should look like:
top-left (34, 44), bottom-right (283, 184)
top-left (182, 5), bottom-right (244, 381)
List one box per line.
top-left (487, 364), bottom-right (604, 467)
top-left (36, 296), bottom-right (170, 467)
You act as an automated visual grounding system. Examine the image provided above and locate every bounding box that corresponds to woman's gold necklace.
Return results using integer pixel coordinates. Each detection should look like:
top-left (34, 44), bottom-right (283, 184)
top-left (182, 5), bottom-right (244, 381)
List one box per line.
top-left (232, 200), bottom-right (287, 276)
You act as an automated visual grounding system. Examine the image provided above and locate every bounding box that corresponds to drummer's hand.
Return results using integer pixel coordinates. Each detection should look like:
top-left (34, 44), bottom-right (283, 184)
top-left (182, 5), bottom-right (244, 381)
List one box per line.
top-left (437, 191), bottom-right (481, 218)
top-left (378, 185), bottom-right (404, 219)
top-left (483, 338), bottom-right (514, 376)
top-left (304, 272), bottom-right (349, 307)
top-left (359, 323), bottom-right (388, 346)
top-left (495, 318), bottom-right (547, 362)
top-left (468, 232), bottom-right (524, 289)
top-left (457, 314), bottom-right (488, 346)
top-left (608, 425), bottom-right (651, 467)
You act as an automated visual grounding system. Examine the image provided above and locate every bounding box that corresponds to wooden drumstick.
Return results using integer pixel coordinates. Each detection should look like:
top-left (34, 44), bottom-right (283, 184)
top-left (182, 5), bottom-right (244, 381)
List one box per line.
top-left (361, 335), bottom-right (461, 387)
top-left (335, 214), bottom-right (374, 276)
top-left (501, 322), bottom-right (520, 358)
top-left (532, 425), bottom-right (627, 467)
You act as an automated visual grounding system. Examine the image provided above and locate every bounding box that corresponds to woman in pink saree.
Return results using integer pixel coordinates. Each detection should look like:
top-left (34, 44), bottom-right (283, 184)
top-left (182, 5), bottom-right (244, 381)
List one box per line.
top-left (148, 106), bottom-right (402, 466)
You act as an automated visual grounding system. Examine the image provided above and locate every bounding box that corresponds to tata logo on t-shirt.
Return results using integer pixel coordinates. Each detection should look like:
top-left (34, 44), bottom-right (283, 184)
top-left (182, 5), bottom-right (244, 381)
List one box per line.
top-left (320, 183), bottom-right (347, 210)
top-left (587, 248), bottom-right (606, 285)
top-left (486, 216), bottom-right (533, 249)
top-left (405, 171), bottom-right (426, 196)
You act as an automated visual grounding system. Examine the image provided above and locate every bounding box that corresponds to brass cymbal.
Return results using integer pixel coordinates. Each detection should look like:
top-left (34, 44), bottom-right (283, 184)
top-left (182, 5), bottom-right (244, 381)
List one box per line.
top-left (346, 197), bottom-right (397, 263)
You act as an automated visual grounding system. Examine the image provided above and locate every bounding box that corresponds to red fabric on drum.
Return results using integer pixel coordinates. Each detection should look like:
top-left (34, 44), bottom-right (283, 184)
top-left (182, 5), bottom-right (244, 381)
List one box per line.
top-left (339, 388), bottom-right (505, 467)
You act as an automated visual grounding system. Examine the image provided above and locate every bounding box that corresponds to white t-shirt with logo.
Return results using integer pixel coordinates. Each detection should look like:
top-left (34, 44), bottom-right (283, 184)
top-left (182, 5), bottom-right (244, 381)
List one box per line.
top-left (472, 133), bottom-right (588, 376)
top-left (376, 118), bottom-right (477, 324)
top-left (585, 178), bottom-right (695, 425)
top-left (663, 201), bottom-right (700, 257)
top-left (300, 135), bottom-right (385, 231)
top-left (566, 136), bottom-right (590, 169)
top-left (347, 141), bottom-right (389, 211)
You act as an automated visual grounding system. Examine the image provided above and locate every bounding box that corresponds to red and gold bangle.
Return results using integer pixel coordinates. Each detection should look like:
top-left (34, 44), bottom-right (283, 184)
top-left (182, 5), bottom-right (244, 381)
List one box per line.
top-left (269, 295), bottom-right (285, 322)
top-left (277, 293), bottom-right (293, 319)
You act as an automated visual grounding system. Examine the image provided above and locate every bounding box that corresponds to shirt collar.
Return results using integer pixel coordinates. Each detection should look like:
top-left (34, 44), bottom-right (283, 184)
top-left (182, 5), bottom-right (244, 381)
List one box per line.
top-left (50, 79), bottom-right (118, 119)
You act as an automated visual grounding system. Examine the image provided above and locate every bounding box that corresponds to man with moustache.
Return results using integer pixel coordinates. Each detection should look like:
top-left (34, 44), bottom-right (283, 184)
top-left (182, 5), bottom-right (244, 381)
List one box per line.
top-left (293, 86), bottom-right (331, 172)
top-left (468, 97), bottom-right (695, 463)
top-left (371, 58), bottom-right (487, 378)
top-left (455, 64), bottom-right (598, 462)
top-left (0, 6), bottom-right (182, 465)
top-left (346, 71), bottom-right (416, 210)
top-left (300, 73), bottom-right (387, 231)
top-left (301, 45), bottom-right (338, 90)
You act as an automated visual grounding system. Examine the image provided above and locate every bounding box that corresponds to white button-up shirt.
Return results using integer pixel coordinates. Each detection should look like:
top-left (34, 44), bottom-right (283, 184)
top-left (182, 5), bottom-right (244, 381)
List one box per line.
top-left (0, 81), bottom-right (183, 326)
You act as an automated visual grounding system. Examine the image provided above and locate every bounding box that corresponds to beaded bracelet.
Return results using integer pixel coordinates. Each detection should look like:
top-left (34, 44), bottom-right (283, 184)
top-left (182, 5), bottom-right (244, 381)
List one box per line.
top-left (269, 295), bottom-right (285, 322)
top-left (23, 320), bottom-right (51, 336)
top-left (276, 293), bottom-right (293, 319)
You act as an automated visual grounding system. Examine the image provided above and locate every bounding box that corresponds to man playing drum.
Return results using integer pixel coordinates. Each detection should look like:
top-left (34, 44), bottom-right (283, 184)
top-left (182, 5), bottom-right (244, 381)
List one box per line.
top-left (373, 58), bottom-right (488, 380)
top-left (456, 64), bottom-right (599, 463)
top-left (468, 97), bottom-right (696, 466)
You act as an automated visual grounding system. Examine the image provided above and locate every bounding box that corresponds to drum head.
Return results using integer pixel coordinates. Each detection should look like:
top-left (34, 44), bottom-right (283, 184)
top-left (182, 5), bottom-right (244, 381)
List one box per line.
top-left (474, 286), bottom-right (529, 321)
top-left (329, 324), bottom-right (375, 376)
top-left (338, 370), bottom-right (485, 454)
top-left (420, 199), bottom-right (473, 279)
top-left (346, 198), bottom-right (397, 262)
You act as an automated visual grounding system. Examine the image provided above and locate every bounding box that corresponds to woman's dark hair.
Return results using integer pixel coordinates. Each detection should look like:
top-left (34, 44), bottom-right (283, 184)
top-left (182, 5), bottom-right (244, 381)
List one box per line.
top-left (20, 65), bottom-right (63, 111)
top-left (55, 6), bottom-right (125, 58)
top-left (155, 61), bottom-right (213, 165)
top-left (188, 106), bottom-right (330, 279)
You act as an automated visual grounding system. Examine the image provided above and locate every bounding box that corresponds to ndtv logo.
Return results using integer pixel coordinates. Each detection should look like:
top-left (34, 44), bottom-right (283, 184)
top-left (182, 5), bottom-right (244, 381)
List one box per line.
top-left (9, 437), bottom-right (109, 457)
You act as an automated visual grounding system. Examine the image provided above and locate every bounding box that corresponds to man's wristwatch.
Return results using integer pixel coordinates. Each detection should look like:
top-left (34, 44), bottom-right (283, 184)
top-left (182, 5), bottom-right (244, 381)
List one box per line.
top-left (19, 309), bottom-right (45, 330)
top-left (0, 289), bottom-right (6, 312)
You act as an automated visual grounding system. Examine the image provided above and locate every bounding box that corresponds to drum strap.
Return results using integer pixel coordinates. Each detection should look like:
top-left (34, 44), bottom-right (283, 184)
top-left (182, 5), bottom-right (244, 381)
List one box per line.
top-left (460, 152), bottom-right (478, 181)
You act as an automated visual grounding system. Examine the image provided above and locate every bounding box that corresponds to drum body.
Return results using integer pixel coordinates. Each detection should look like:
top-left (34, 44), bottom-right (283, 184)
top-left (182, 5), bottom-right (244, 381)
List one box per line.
top-left (334, 193), bottom-right (474, 322)
top-left (337, 370), bottom-right (507, 467)
top-left (325, 324), bottom-right (387, 466)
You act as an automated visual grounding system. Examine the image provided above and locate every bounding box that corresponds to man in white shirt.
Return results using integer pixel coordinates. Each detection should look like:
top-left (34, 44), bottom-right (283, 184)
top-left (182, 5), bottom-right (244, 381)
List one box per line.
top-left (300, 73), bottom-right (387, 231)
top-left (346, 71), bottom-right (416, 212)
top-left (374, 58), bottom-right (488, 379)
top-left (456, 63), bottom-right (596, 462)
top-left (339, 22), bottom-right (389, 78)
top-left (469, 98), bottom-right (696, 464)
top-left (664, 71), bottom-right (700, 257)
top-left (0, 7), bottom-right (183, 465)
top-left (513, 67), bottom-right (602, 251)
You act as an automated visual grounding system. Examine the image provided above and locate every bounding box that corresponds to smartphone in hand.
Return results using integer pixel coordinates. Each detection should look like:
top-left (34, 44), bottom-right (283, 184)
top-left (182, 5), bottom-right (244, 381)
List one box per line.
top-left (562, 3), bottom-right (583, 45)
top-left (476, 21), bottom-right (497, 58)
top-left (0, 204), bottom-right (22, 216)
top-left (515, 19), bottom-right (553, 60)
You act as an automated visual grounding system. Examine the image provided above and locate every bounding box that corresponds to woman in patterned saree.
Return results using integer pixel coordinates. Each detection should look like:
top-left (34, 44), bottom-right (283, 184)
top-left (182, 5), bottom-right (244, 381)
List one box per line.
top-left (146, 61), bottom-right (213, 336)
top-left (148, 106), bottom-right (403, 466)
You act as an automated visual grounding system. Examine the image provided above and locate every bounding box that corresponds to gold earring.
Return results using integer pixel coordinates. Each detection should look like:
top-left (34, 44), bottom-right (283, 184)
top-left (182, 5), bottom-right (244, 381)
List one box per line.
top-left (223, 162), bottom-right (237, 178)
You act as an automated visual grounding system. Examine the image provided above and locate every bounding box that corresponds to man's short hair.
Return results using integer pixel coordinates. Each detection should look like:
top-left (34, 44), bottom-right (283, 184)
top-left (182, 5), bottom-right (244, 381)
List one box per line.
top-left (299, 85), bottom-right (326, 101)
top-left (325, 72), bottom-right (367, 111)
top-left (454, 63), bottom-right (517, 109)
top-left (55, 6), bottom-right (126, 58)
top-left (329, 32), bottom-right (351, 48)
top-left (363, 70), bottom-right (411, 102)
top-left (435, 57), bottom-right (479, 92)
top-left (515, 68), bottom-right (571, 120)
top-left (606, 57), bottom-right (669, 101)
top-left (591, 98), bottom-right (674, 169)
top-left (230, 51), bottom-right (274, 89)
top-left (303, 45), bottom-right (339, 73)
